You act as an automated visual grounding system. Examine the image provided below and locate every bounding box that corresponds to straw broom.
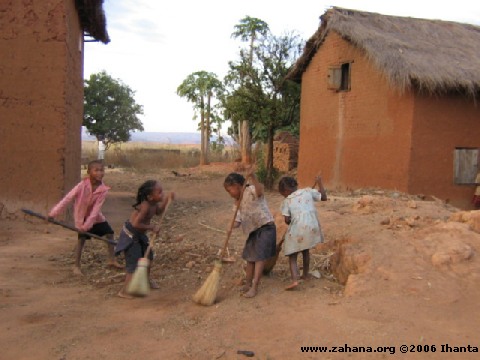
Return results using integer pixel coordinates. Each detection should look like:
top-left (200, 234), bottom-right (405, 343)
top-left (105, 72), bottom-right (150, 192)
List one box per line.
top-left (127, 197), bottom-right (172, 297)
top-left (126, 234), bottom-right (156, 296)
top-left (192, 181), bottom-right (248, 306)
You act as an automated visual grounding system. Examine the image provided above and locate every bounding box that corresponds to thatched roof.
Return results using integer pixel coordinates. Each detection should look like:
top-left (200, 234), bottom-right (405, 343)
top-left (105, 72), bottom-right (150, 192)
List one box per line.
top-left (288, 7), bottom-right (480, 96)
top-left (75, 0), bottom-right (109, 44)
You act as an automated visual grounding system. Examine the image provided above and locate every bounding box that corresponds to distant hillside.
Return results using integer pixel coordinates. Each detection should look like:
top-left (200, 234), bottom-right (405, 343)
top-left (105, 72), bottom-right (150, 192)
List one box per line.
top-left (130, 132), bottom-right (202, 144)
top-left (81, 127), bottom-right (235, 145)
top-left (82, 127), bottom-right (205, 144)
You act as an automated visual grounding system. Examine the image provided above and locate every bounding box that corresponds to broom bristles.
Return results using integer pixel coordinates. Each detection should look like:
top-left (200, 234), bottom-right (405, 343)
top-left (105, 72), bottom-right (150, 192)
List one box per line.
top-left (127, 258), bottom-right (150, 297)
top-left (192, 260), bottom-right (222, 306)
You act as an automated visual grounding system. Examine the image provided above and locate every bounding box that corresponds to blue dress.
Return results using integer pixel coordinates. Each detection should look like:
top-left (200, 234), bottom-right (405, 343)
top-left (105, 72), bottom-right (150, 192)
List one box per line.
top-left (280, 188), bottom-right (324, 256)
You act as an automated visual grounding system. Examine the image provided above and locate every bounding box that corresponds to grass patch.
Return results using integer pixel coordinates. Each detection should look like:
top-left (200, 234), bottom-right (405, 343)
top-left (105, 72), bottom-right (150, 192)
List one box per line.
top-left (82, 141), bottom-right (238, 170)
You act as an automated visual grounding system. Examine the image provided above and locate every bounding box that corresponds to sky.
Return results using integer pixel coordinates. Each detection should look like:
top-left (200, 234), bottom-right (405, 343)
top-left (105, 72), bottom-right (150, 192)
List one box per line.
top-left (83, 0), bottom-right (480, 133)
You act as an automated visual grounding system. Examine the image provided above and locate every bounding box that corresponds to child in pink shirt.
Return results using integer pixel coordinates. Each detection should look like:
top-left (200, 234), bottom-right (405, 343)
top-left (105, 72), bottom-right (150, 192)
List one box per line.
top-left (49, 160), bottom-right (121, 275)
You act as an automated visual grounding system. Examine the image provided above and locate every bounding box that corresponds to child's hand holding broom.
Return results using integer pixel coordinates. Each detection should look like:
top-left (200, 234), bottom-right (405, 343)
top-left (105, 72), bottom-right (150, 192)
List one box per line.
top-left (314, 172), bottom-right (327, 201)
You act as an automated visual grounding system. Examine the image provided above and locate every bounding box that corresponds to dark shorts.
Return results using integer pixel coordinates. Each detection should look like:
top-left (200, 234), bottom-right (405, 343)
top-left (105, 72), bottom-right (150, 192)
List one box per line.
top-left (125, 240), bottom-right (154, 273)
top-left (242, 222), bottom-right (276, 262)
top-left (114, 222), bottom-right (154, 273)
top-left (78, 221), bottom-right (114, 240)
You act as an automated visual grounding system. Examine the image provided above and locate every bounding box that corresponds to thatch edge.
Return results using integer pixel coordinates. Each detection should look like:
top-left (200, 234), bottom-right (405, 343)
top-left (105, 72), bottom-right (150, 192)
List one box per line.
top-left (287, 7), bottom-right (480, 97)
top-left (75, 0), bottom-right (110, 44)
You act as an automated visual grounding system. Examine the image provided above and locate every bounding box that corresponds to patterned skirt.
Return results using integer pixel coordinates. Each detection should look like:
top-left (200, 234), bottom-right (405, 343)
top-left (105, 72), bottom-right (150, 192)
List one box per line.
top-left (242, 223), bottom-right (276, 262)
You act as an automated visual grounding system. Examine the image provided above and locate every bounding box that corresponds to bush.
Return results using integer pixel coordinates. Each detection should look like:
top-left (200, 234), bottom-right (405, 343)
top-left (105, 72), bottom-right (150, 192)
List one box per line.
top-left (255, 149), bottom-right (279, 187)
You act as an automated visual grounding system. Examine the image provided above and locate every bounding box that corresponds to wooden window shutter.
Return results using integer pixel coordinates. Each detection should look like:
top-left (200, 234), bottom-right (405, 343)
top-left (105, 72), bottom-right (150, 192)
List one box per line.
top-left (327, 67), bottom-right (342, 90)
top-left (454, 148), bottom-right (479, 184)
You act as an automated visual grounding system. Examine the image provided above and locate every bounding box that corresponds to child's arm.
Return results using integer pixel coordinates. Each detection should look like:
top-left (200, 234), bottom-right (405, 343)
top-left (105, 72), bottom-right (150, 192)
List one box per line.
top-left (156, 192), bottom-right (175, 216)
top-left (48, 182), bottom-right (82, 218)
top-left (314, 175), bottom-right (327, 201)
top-left (247, 170), bottom-right (264, 198)
top-left (280, 200), bottom-right (291, 224)
top-left (233, 209), bottom-right (241, 229)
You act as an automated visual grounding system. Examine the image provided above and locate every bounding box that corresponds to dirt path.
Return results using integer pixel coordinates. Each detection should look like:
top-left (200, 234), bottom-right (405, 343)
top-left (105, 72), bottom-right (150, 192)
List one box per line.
top-left (1, 166), bottom-right (480, 359)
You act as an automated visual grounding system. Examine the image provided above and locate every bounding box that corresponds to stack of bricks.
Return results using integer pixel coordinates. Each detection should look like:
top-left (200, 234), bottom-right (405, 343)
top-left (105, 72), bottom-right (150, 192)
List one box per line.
top-left (272, 132), bottom-right (299, 172)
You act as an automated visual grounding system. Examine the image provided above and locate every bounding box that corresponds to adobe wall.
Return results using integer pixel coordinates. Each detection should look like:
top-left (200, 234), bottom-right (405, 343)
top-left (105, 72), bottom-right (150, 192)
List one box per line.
top-left (297, 31), bottom-right (414, 191)
top-left (410, 95), bottom-right (480, 208)
top-left (0, 1), bottom-right (83, 217)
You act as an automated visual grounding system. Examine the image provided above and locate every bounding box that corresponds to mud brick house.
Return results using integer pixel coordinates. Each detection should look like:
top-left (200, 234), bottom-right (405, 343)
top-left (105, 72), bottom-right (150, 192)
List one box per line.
top-left (0, 1), bottom-right (109, 216)
top-left (288, 7), bottom-right (480, 209)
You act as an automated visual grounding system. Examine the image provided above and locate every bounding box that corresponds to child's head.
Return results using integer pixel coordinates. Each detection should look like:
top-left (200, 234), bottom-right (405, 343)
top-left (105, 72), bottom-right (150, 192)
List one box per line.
top-left (278, 176), bottom-right (298, 197)
top-left (87, 160), bottom-right (105, 182)
top-left (224, 172), bottom-right (245, 200)
top-left (133, 180), bottom-right (163, 207)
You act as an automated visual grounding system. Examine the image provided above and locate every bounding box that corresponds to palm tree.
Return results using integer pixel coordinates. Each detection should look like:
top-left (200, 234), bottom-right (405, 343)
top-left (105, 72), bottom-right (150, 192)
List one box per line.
top-left (231, 16), bottom-right (269, 165)
top-left (177, 71), bottom-right (223, 165)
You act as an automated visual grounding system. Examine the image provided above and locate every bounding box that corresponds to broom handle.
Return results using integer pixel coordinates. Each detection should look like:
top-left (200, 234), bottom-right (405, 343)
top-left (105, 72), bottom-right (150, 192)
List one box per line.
top-left (21, 208), bottom-right (117, 245)
top-left (144, 196), bottom-right (172, 259)
top-left (220, 180), bottom-right (248, 259)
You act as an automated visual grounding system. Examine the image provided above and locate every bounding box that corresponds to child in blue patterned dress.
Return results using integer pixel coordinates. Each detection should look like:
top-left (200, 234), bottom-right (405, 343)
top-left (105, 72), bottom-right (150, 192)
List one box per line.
top-left (278, 175), bottom-right (327, 290)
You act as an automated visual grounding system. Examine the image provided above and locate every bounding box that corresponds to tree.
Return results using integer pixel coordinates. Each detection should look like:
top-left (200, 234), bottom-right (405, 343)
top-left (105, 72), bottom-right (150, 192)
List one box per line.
top-left (255, 32), bottom-right (303, 188)
top-left (177, 71), bottom-right (223, 165)
top-left (231, 16), bottom-right (270, 165)
top-left (223, 28), bottom-right (303, 188)
top-left (83, 71), bottom-right (144, 154)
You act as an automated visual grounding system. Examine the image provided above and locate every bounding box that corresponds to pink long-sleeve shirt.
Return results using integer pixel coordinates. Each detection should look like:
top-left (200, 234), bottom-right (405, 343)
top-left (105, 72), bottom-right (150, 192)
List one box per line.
top-left (49, 177), bottom-right (110, 231)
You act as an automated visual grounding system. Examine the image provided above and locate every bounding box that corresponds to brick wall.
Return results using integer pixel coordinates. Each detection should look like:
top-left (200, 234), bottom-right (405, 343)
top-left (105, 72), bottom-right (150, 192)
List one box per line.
top-left (297, 31), bottom-right (480, 208)
top-left (297, 31), bottom-right (414, 191)
top-left (272, 132), bottom-right (299, 172)
top-left (0, 0), bottom-right (83, 217)
top-left (409, 95), bottom-right (480, 208)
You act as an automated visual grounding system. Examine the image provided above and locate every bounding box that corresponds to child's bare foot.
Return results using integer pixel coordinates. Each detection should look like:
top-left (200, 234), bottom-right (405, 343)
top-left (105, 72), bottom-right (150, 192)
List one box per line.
top-left (107, 260), bottom-right (123, 269)
top-left (149, 279), bottom-right (160, 289)
top-left (239, 284), bottom-right (251, 293)
top-left (117, 290), bottom-right (134, 299)
top-left (285, 281), bottom-right (299, 290)
top-left (72, 266), bottom-right (83, 276)
top-left (243, 287), bottom-right (257, 298)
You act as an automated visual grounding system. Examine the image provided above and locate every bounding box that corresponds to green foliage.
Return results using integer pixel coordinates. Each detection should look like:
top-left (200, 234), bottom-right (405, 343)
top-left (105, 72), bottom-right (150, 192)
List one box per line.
top-left (176, 71), bottom-right (223, 114)
top-left (223, 19), bottom-right (303, 188)
top-left (210, 140), bottom-right (225, 154)
top-left (223, 24), bottom-right (303, 144)
top-left (83, 71), bottom-right (144, 148)
top-left (231, 16), bottom-right (269, 45)
top-left (253, 32), bottom-right (303, 140)
top-left (177, 71), bottom-right (224, 164)
top-left (255, 148), bottom-right (279, 185)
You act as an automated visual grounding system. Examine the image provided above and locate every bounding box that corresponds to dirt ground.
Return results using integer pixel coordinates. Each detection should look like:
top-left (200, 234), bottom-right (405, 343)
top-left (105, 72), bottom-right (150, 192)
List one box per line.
top-left (2, 163), bottom-right (480, 359)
